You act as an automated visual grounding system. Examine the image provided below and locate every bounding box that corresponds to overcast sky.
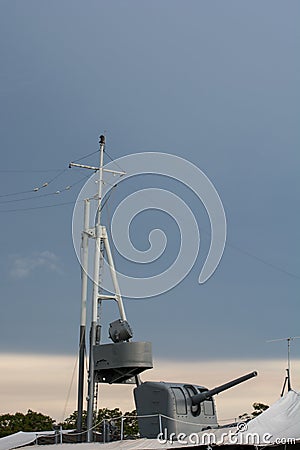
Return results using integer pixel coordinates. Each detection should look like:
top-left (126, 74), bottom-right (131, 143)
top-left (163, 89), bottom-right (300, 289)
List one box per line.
top-left (0, 0), bottom-right (299, 419)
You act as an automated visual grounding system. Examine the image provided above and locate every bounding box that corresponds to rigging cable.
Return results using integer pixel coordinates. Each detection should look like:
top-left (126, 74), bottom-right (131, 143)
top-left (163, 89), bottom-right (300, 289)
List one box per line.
top-left (0, 144), bottom-right (100, 198)
top-left (1, 156), bottom-right (298, 281)
top-left (0, 168), bottom-right (68, 198)
top-left (72, 149), bottom-right (99, 163)
top-left (0, 168), bottom-right (61, 173)
top-left (60, 352), bottom-right (80, 424)
top-left (104, 148), bottom-right (126, 173)
top-left (0, 174), bottom-right (90, 204)
top-left (0, 201), bottom-right (78, 212)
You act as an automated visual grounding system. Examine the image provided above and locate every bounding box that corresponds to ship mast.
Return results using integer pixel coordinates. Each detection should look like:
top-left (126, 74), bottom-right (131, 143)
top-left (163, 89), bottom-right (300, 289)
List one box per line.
top-left (86, 134), bottom-right (105, 440)
top-left (69, 135), bottom-right (127, 441)
top-left (70, 135), bottom-right (153, 442)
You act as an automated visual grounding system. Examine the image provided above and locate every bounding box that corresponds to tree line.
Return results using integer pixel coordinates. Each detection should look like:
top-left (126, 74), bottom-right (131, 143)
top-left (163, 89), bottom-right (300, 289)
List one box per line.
top-left (0, 403), bottom-right (269, 438)
top-left (0, 408), bottom-right (138, 438)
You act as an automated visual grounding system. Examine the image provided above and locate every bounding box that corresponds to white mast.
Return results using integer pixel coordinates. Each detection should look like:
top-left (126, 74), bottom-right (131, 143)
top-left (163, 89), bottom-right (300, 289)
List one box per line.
top-left (86, 135), bottom-right (105, 440)
top-left (70, 135), bottom-right (127, 442)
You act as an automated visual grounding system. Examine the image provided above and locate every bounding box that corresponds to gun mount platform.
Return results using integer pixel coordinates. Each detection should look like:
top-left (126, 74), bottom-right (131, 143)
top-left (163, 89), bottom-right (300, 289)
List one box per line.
top-left (93, 341), bottom-right (153, 384)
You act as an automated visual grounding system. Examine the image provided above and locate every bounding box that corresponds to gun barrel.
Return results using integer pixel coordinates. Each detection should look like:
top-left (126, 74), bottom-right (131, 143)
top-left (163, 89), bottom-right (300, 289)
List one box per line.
top-left (191, 371), bottom-right (257, 405)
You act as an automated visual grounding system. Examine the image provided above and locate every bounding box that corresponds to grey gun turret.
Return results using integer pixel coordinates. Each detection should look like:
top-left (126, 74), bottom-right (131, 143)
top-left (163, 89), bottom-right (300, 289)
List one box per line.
top-left (134, 371), bottom-right (258, 439)
top-left (191, 370), bottom-right (257, 405)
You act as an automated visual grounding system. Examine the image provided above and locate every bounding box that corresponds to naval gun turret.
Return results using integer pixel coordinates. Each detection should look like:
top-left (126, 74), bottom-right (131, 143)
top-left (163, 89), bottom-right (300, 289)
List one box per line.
top-left (134, 371), bottom-right (257, 439)
top-left (190, 370), bottom-right (257, 405)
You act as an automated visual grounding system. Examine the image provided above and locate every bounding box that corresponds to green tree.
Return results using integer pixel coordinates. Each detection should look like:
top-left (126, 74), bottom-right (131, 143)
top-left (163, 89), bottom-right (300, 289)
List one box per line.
top-left (96, 407), bottom-right (123, 424)
top-left (0, 410), bottom-right (54, 438)
top-left (251, 402), bottom-right (269, 417)
top-left (62, 408), bottom-right (139, 439)
top-left (239, 402), bottom-right (269, 422)
top-left (61, 410), bottom-right (84, 430)
top-left (122, 410), bottom-right (139, 438)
